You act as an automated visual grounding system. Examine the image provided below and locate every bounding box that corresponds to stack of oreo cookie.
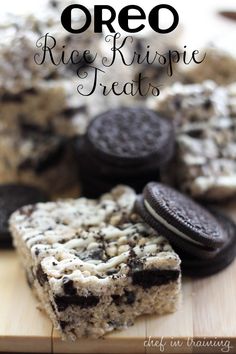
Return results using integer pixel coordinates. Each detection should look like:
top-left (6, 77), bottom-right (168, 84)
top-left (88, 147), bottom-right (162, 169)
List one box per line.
top-left (135, 182), bottom-right (236, 277)
top-left (76, 107), bottom-right (175, 198)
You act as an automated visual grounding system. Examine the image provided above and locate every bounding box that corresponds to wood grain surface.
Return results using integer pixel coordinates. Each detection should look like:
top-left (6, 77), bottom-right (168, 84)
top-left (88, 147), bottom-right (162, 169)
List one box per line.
top-left (1, 202), bottom-right (236, 354)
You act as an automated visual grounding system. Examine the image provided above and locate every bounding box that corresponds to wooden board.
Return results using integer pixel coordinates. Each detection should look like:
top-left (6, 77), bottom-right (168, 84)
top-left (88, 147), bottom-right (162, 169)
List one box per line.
top-left (1, 202), bottom-right (236, 354)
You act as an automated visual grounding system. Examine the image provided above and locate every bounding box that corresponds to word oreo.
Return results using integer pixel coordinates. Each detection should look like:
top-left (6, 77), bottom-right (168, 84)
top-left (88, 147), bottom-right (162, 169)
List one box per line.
top-left (61, 4), bottom-right (179, 34)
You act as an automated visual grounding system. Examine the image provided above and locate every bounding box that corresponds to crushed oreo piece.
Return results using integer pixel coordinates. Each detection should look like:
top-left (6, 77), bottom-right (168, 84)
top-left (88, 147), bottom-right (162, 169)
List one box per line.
top-left (132, 269), bottom-right (180, 288)
top-left (111, 294), bottom-right (121, 306)
top-left (36, 264), bottom-right (48, 286)
top-left (19, 137), bottom-right (66, 174)
top-left (111, 290), bottom-right (135, 306)
top-left (60, 320), bottom-right (69, 330)
top-left (124, 290), bottom-right (135, 305)
top-left (106, 269), bottom-right (118, 276)
top-left (62, 277), bottom-right (76, 296)
top-left (1, 92), bottom-right (23, 103)
top-left (54, 295), bottom-right (100, 311)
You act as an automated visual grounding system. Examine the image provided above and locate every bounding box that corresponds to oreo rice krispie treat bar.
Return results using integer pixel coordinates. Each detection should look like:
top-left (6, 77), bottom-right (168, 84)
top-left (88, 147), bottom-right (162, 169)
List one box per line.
top-left (0, 8), bottom-right (105, 194)
top-left (0, 78), bottom-right (93, 137)
top-left (149, 81), bottom-right (236, 201)
top-left (0, 10), bottom-right (104, 137)
top-left (10, 186), bottom-right (181, 339)
top-left (0, 5), bottom-right (138, 195)
top-left (0, 5), bottom-right (102, 86)
top-left (0, 127), bottom-right (78, 194)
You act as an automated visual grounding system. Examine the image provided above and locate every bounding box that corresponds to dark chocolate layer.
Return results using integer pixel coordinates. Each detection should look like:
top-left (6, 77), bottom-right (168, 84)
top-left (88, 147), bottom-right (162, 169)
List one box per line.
top-left (54, 294), bottom-right (100, 311)
top-left (132, 269), bottom-right (180, 288)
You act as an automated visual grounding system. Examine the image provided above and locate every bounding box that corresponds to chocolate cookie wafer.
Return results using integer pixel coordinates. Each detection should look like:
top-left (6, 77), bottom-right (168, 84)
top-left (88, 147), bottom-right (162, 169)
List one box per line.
top-left (176, 211), bottom-right (236, 277)
top-left (135, 182), bottom-right (226, 259)
top-left (76, 108), bottom-right (175, 197)
top-left (86, 107), bottom-right (174, 166)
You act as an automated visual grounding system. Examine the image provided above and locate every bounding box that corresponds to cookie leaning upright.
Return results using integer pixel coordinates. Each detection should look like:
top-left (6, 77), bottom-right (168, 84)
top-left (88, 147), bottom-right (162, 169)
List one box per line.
top-left (176, 210), bottom-right (236, 277)
top-left (135, 182), bottom-right (236, 276)
top-left (77, 107), bottom-right (175, 197)
top-left (135, 182), bottom-right (226, 259)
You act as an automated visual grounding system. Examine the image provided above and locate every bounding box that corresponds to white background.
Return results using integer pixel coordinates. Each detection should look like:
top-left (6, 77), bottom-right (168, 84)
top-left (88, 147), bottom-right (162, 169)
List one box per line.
top-left (1, 0), bottom-right (236, 47)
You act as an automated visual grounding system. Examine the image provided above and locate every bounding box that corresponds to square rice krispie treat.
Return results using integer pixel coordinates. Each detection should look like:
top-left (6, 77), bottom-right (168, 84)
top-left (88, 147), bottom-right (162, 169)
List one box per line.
top-left (149, 81), bottom-right (236, 201)
top-left (175, 117), bottom-right (236, 200)
top-left (10, 186), bottom-right (181, 340)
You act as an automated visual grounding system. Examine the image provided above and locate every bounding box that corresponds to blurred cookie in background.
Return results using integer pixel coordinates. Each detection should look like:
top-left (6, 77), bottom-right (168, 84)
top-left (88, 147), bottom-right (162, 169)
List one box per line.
top-left (76, 107), bottom-right (175, 198)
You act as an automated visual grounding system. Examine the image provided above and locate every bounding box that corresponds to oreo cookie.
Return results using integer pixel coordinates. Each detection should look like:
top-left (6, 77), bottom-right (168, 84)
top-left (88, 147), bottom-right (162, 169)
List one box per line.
top-left (135, 182), bottom-right (226, 259)
top-left (0, 184), bottom-right (48, 248)
top-left (78, 136), bottom-right (164, 180)
top-left (86, 107), bottom-right (174, 166)
top-left (176, 211), bottom-right (236, 277)
top-left (76, 108), bottom-right (174, 198)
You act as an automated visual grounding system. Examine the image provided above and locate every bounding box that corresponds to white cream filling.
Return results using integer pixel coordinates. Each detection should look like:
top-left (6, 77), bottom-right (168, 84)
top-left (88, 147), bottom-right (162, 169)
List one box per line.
top-left (144, 199), bottom-right (204, 247)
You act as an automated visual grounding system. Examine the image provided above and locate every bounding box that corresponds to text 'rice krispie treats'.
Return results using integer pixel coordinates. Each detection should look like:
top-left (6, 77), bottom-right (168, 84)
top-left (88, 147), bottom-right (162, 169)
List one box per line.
top-left (149, 81), bottom-right (236, 201)
top-left (10, 186), bottom-right (181, 340)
